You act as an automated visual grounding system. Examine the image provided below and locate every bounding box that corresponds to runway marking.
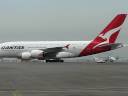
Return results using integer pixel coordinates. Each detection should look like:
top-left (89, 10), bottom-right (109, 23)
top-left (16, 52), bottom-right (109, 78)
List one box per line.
top-left (0, 87), bottom-right (127, 93)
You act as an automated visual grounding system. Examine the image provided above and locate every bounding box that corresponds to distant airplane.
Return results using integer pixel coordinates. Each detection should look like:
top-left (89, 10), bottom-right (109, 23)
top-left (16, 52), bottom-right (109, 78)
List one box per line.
top-left (93, 56), bottom-right (119, 63)
top-left (0, 14), bottom-right (127, 62)
top-left (93, 57), bottom-right (107, 63)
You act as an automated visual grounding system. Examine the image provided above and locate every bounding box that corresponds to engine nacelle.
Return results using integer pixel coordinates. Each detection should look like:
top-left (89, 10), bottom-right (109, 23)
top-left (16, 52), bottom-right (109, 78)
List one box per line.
top-left (31, 50), bottom-right (44, 58)
top-left (56, 52), bottom-right (75, 58)
top-left (21, 52), bottom-right (31, 60)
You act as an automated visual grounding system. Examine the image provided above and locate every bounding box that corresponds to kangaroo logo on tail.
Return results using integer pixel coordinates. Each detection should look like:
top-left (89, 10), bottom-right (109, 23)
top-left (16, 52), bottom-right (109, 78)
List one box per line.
top-left (93, 26), bottom-right (121, 48)
top-left (80, 14), bottom-right (127, 56)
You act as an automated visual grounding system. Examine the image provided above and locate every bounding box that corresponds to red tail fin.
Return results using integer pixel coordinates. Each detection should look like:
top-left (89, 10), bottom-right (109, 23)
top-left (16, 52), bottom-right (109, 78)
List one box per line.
top-left (80, 14), bottom-right (127, 56)
top-left (90, 14), bottom-right (127, 48)
top-left (98, 14), bottom-right (127, 43)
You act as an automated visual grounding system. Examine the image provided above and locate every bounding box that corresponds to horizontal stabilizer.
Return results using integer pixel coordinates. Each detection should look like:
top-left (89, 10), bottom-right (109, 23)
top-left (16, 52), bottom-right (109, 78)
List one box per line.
top-left (98, 43), bottom-right (124, 50)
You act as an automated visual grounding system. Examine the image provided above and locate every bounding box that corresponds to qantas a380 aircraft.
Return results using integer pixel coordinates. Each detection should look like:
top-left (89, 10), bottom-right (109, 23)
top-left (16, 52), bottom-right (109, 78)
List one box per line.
top-left (0, 14), bottom-right (127, 62)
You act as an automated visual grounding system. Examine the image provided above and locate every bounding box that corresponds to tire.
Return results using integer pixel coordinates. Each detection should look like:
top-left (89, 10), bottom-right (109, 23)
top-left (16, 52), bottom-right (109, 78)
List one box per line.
top-left (45, 59), bottom-right (64, 63)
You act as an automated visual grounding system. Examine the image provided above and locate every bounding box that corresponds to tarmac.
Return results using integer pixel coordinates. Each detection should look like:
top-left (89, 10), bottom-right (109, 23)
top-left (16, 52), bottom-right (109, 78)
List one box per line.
top-left (0, 62), bottom-right (128, 96)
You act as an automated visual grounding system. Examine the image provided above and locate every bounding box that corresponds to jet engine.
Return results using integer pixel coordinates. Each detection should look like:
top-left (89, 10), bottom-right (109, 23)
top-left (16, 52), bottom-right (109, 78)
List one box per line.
top-left (56, 52), bottom-right (74, 58)
top-left (31, 50), bottom-right (44, 59)
top-left (21, 52), bottom-right (31, 60)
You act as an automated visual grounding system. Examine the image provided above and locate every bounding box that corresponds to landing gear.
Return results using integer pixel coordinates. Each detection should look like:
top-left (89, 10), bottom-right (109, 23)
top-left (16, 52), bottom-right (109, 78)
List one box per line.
top-left (45, 59), bottom-right (64, 63)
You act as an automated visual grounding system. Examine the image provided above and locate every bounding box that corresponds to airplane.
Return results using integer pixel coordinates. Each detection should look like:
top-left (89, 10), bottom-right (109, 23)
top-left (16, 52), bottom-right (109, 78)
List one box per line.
top-left (93, 57), bottom-right (107, 63)
top-left (93, 56), bottom-right (119, 63)
top-left (0, 14), bottom-right (127, 62)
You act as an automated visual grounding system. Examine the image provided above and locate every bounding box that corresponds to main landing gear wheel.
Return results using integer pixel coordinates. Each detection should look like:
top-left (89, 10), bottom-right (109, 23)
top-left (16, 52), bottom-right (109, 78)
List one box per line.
top-left (45, 59), bottom-right (64, 63)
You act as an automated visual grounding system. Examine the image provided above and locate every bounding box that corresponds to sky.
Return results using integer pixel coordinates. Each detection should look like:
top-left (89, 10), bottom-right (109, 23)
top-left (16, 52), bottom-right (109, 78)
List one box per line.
top-left (0, 0), bottom-right (128, 58)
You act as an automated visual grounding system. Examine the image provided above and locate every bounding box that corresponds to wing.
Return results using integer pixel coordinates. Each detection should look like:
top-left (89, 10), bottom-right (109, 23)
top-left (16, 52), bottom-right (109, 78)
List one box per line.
top-left (43, 47), bottom-right (64, 53)
top-left (21, 46), bottom-right (66, 60)
top-left (21, 43), bottom-right (71, 60)
top-left (40, 46), bottom-right (67, 59)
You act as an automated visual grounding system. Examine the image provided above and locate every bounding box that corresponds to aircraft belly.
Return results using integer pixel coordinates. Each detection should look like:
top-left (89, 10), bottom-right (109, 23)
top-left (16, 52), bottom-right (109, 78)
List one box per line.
top-left (0, 50), bottom-right (21, 58)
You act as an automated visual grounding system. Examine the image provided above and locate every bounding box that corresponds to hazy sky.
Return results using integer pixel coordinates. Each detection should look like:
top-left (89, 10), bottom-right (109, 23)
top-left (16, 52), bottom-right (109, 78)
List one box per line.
top-left (0, 0), bottom-right (128, 57)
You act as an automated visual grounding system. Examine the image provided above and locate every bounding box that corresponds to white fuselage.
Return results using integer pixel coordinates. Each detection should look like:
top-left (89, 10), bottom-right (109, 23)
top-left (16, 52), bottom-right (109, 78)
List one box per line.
top-left (0, 14), bottom-right (126, 61)
top-left (0, 41), bottom-right (91, 59)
